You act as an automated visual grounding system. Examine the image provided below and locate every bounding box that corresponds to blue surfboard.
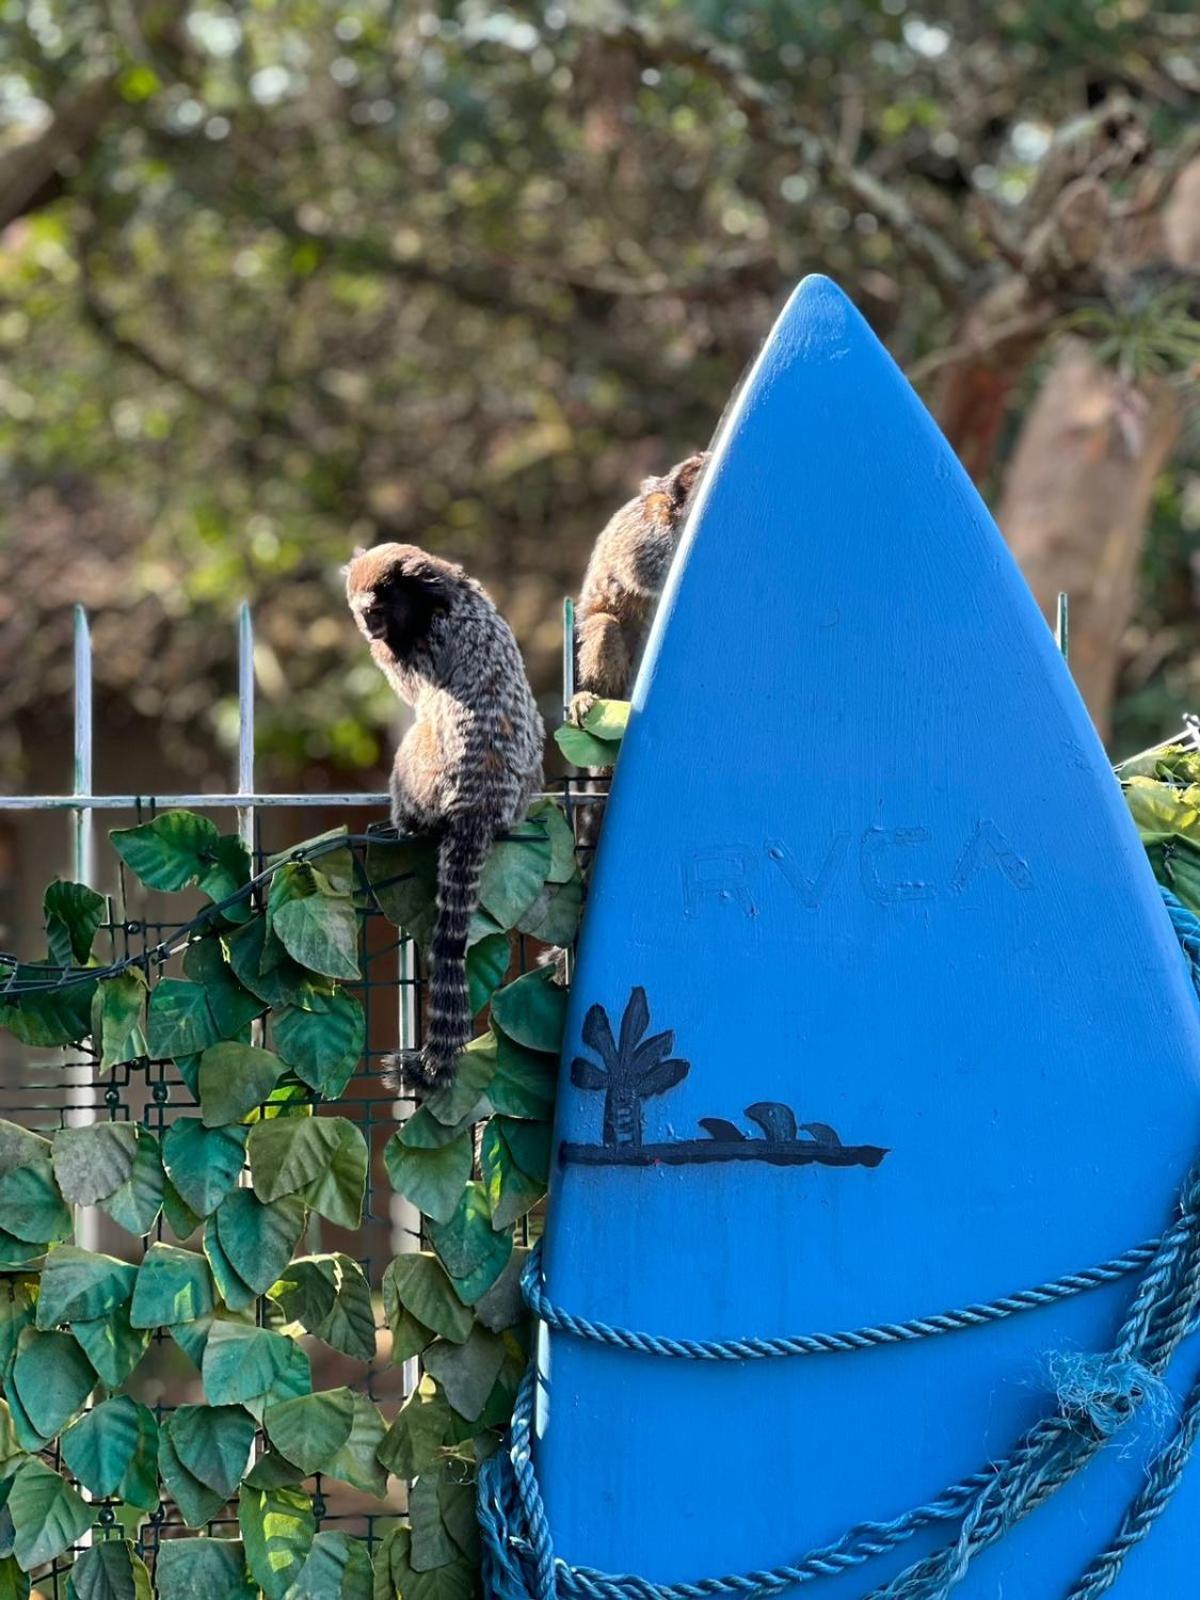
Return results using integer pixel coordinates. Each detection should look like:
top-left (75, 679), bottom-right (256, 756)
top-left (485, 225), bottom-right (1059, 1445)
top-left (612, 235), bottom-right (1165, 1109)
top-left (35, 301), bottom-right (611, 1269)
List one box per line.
top-left (534, 276), bottom-right (1200, 1597)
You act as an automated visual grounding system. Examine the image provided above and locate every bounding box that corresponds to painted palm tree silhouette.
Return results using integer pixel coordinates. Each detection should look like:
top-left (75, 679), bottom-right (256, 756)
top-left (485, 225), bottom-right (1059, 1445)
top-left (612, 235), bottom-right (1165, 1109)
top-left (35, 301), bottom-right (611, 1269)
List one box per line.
top-left (570, 987), bottom-right (689, 1149)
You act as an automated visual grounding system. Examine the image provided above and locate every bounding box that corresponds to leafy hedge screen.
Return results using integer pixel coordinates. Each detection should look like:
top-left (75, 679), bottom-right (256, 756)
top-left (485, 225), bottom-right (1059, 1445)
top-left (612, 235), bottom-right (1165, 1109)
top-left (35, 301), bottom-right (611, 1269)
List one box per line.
top-left (0, 785), bottom-right (581, 1600)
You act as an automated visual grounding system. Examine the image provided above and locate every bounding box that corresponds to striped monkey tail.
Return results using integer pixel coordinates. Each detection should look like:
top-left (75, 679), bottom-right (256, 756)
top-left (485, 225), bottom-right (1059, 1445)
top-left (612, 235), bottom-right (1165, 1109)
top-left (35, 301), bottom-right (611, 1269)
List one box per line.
top-left (385, 812), bottom-right (493, 1095)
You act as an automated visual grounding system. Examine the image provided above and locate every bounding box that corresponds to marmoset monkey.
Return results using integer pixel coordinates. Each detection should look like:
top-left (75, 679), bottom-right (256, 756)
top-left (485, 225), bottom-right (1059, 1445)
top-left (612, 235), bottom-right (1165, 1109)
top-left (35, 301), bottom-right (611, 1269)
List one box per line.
top-left (570, 453), bottom-right (708, 853)
top-left (346, 544), bottom-right (544, 1091)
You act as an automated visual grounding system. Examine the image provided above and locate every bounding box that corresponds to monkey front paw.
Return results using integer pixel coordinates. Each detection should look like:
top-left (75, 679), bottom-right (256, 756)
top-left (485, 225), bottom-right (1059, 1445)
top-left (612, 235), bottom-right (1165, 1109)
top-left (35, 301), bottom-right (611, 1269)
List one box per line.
top-left (567, 691), bottom-right (599, 728)
top-left (381, 1048), bottom-right (458, 1099)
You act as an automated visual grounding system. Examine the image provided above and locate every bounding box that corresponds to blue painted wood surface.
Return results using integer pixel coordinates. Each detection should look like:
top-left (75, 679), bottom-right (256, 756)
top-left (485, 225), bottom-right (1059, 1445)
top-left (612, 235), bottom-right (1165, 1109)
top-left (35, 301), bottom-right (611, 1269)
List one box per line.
top-left (536, 275), bottom-right (1200, 1596)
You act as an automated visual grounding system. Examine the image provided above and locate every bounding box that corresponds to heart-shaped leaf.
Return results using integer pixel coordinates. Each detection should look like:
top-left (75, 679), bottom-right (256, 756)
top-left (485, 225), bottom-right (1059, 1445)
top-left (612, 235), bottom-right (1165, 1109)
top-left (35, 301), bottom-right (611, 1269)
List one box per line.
top-left (130, 1243), bottom-right (215, 1328)
top-left (7, 1458), bottom-right (90, 1573)
top-left (238, 1484), bottom-right (315, 1600)
top-left (199, 1043), bottom-right (287, 1128)
top-left (36, 1246), bottom-right (136, 1327)
top-left (162, 1119), bottom-right (247, 1217)
top-left (52, 1122), bottom-right (137, 1206)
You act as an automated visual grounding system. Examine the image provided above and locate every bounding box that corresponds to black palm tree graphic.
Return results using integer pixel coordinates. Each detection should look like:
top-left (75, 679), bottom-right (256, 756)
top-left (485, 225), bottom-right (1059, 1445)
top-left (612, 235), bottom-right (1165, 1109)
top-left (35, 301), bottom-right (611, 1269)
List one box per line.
top-left (570, 987), bottom-right (689, 1148)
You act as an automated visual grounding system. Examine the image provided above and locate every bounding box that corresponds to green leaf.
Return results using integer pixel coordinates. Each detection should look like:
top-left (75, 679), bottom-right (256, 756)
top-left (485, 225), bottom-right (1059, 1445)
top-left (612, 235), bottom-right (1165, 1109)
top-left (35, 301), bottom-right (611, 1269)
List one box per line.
top-left (581, 697), bottom-right (629, 742)
top-left (437, 1469), bottom-right (480, 1561)
top-left (158, 1428), bottom-right (225, 1529)
top-left (147, 979), bottom-right (221, 1058)
top-left (477, 822), bottom-right (552, 931)
top-left (249, 1116), bottom-right (341, 1202)
top-left (167, 1404), bottom-right (256, 1497)
top-left (7, 1458), bottom-right (91, 1573)
top-left (226, 917), bottom-right (337, 1012)
top-left (422, 1327), bottom-right (507, 1421)
top-left (43, 881), bottom-right (106, 968)
top-left (398, 1105), bottom-right (484, 1150)
top-left (71, 1302), bottom-right (152, 1387)
top-left (526, 799), bottom-right (578, 884)
top-left (162, 1118), bottom-right (247, 1217)
top-left (324, 1395), bottom-right (387, 1497)
top-left (202, 1321), bottom-right (311, 1408)
top-left (263, 1389), bottom-right (355, 1476)
top-left (199, 834), bottom-right (254, 916)
top-left (155, 1538), bottom-right (256, 1600)
top-left (0, 1124), bottom-right (49, 1171)
top-left (370, 1527), bottom-right (474, 1600)
top-left (0, 1234), bottom-right (41, 1270)
top-left (376, 1378), bottom-right (455, 1480)
top-left (52, 1121), bottom-right (137, 1206)
top-left (61, 1396), bottom-right (159, 1509)
top-left (272, 993), bottom-right (364, 1098)
top-left (130, 1242), bottom-right (215, 1327)
top-left (516, 874), bottom-right (583, 946)
top-left (480, 1120), bottom-right (547, 1228)
top-left (67, 1538), bottom-right (153, 1600)
top-left (239, 1484), bottom-right (316, 1600)
top-left (287, 1531), bottom-right (373, 1599)
top-left (11, 1327), bottom-right (95, 1444)
top-left (270, 1255), bottom-right (375, 1362)
top-left (364, 838), bottom-right (439, 946)
top-left (499, 1118), bottom-right (552, 1184)
top-left (490, 968), bottom-right (568, 1055)
top-left (382, 1255), bottom-right (473, 1345)
top-left (182, 937), bottom-right (263, 1037)
top-left (0, 1157), bottom-right (72, 1244)
top-left (91, 971), bottom-right (149, 1069)
top-left (428, 1183), bottom-right (513, 1303)
top-left (0, 1280), bottom-right (37, 1381)
top-left (1143, 831), bottom-right (1200, 916)
top-left (214, 1190), bottom-right (306, 1296)
top-left (37, 1245), bottom-right (136, 1326)
top-left (301, 1119), bottom-right (368, 1228)
top-left (554, 723), bottom-right (621, 768)
top-left (0, 1557), bottom-right (27, 1600)
top-left (1125, 778), bottom-right (1200, 840)
top-left (408, 1471), bottom-right (459, 1572)
top-left (0, 1400), bottom-right (20, 1478)
top-left (474, 1247), bottom-right (527, 1333)
top-left (465, 933), bottom-right (511, 1014)
top-left (487, 1034), bottom-right (556, 1119)
top-left (384, 1130), bottom-right (472, 1225)
top-left (100, 1128), bottom-right (164, 1236)
top-left (383, 1254), bottom-right (477, 1360)
top-left (243, 1450), bottom-right (305, 1490)
top-left (199, 1043), bottom-right (287, 1128)
top-left (422, 1033), bottom-right (497, 1127)
top-left (270, 865), bottom-right (360, 981)
top-left (162, 1176), bottom-right (202, 1242)
top-left (111, 811), bottom-right (222, 889)
top-left (0, 968), bottom-right (95, 1048)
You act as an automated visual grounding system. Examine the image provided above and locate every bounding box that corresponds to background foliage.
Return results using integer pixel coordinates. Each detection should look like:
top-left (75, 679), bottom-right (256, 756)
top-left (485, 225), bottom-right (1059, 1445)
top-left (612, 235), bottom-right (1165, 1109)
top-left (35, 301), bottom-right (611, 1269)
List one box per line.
top-left (1, 0), bottom-right (1199, 792)
top-left (0, 803), bottom-right (576, 1596)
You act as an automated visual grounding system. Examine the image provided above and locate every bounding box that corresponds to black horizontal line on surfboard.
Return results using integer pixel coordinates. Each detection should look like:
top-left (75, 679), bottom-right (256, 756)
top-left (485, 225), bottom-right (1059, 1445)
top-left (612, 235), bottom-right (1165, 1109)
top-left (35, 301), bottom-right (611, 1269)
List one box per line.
top-left (558, 1140), bottom-right (889, 1169)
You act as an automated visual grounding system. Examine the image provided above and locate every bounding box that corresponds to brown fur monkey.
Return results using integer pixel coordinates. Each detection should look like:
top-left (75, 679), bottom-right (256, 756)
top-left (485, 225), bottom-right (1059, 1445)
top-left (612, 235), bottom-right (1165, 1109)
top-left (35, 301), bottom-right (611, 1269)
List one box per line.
top-left (346, 544), bottom-right (544, 1091)
top-left (569, 453), bottom-right (708, 855)
top-left (574, 452), bottom-right (709, 704)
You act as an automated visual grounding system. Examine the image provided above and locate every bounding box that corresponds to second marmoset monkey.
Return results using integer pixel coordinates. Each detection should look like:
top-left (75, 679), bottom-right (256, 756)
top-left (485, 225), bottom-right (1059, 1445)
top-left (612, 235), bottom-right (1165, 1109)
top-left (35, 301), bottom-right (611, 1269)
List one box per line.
top-left (346, 543), bottom-right (544, 1092)
top-left (574, 452), bottom-right (709, 703)
top-left (570, 452), bottom-right (708, 856)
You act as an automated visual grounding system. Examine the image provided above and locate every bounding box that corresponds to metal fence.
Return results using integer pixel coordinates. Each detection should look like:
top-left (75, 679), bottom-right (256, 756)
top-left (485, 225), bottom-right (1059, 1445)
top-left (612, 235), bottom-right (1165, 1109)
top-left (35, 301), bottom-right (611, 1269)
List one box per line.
top-left (0, 597), bottom-right (577, 1590)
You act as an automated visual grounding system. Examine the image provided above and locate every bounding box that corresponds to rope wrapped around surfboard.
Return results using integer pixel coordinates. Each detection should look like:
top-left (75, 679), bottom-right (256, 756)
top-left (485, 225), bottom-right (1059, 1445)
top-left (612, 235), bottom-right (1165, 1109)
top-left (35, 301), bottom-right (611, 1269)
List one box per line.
top-left (477, 887), bottom-right (1200, 1600)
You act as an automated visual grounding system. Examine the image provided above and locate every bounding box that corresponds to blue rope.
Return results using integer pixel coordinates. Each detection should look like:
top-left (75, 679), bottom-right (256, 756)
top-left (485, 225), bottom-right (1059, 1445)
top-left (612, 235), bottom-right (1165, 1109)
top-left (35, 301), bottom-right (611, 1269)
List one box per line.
top-left (478, 885), bottom-right (1200, 1600)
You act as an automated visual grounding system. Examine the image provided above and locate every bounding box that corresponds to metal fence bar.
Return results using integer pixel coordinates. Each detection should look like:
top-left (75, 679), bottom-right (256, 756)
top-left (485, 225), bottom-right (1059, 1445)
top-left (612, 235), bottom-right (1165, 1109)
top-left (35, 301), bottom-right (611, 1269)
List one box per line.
top-left (237, 600), bottom-right (256, 852)
top-left (72, 606), bottom-right (95, 887)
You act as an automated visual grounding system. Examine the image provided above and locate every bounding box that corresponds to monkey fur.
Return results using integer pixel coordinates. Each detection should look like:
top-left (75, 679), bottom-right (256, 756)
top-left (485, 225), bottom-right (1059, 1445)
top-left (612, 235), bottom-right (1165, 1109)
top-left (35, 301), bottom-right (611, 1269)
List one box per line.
top-left (346, 543), bottom-right (544, 1091)
top-left (570, 453), bottom-right (708, 853)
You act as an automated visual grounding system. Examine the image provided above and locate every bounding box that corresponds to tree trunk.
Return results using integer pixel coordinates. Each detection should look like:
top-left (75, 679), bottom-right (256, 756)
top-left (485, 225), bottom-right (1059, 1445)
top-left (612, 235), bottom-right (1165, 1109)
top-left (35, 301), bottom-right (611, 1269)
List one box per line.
top-left (996, 337), bottom-right (1181, 741)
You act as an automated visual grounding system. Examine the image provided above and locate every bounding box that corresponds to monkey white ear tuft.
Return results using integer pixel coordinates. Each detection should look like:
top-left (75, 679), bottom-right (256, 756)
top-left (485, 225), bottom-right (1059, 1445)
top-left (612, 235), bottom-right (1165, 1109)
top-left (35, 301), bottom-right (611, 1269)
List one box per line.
top-left (353, 545), bottom-right (367, 557)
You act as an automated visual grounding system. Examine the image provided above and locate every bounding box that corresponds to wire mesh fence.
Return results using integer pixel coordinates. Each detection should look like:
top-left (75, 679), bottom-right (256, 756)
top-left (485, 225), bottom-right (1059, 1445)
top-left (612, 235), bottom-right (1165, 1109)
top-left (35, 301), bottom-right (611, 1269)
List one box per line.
top-left (0, 601), bottom-right (577, 1593)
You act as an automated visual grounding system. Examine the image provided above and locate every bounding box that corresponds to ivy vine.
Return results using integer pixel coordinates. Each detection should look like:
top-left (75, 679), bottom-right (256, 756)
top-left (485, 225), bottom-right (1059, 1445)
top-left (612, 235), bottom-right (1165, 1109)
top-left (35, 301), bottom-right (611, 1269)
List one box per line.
top-left (0, 777), bottom-right (583, 1600)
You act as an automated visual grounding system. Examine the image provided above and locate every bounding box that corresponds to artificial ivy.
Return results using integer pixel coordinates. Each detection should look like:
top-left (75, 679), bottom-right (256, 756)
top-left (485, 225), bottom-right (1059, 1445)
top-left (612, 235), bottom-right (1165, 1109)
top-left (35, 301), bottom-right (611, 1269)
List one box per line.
top-left (0, 773), bottom-right (586, 1597)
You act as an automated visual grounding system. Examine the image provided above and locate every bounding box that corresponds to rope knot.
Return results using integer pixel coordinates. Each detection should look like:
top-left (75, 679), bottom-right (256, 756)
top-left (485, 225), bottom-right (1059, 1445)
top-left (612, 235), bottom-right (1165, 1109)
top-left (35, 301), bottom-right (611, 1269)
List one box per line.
top-left (1051, 1353), bottom-right (1158, 1440)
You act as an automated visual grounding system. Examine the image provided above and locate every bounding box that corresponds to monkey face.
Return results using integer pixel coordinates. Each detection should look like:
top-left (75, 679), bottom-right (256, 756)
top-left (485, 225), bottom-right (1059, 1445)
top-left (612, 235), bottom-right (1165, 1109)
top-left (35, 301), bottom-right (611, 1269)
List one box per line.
top-left (346, 543), bottom-right (454, 663)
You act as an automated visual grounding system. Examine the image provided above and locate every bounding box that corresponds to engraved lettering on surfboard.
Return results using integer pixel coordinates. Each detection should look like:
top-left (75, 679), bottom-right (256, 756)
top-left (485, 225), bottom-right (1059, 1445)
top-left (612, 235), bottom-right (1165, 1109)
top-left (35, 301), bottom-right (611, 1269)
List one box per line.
top-left (560, 988), bottom-right (888, 1171)
top-left (681, 821), bottom-right (1033, 915)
